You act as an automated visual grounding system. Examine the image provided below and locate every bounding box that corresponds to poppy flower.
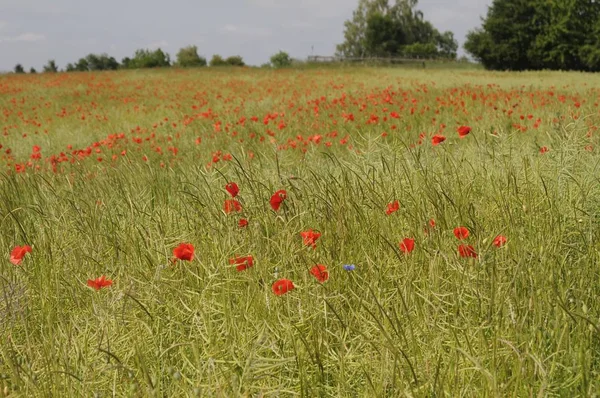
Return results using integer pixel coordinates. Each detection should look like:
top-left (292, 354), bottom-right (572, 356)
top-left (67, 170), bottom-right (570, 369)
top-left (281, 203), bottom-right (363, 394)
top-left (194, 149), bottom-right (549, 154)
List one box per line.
top-left (431, 135), bottom-right (446, 146)
top-left (224, 199), bottom-right (242, 214)
top-left (87, 275), bottom-right (113, 290)
top-left (10, 245), bottom-right (32, 265)
top-left (493, 235), bottom-right (507, 248)
top-left (539, 146), bottom-right (549, 154)
top-left (386, 200), bottom-right (399, 215)
top-left (457, 126), bottom-right (471, 138)
top-left (173, 243), bottom-right (195, 261)
top-left (270, 190), bottom-right (287, 211)
top-left (300, 229), bottom-right (321, 249)
top-left (458, 245), bottom-right (478, 258)
top-left (230, 255), bottom-right (254, 272)
top-left (225, 182), bottom-right (239, 198)
top-left (453, 227), bottom-right (470, 240)
top-left (272, 279), bottom-right (295, 296)
top-left (429, 219), bottom-right (436, 228)
top-left (399, 238), bottom-right (415, 254)
top-left (310, 264), bottom-right (329, 283)
top-left (238, 218), bottom-right (248, 228)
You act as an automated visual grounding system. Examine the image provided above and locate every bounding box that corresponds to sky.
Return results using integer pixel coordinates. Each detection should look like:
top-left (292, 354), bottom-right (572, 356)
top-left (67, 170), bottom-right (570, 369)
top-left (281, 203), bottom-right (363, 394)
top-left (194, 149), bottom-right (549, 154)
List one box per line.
top-left (0, 0), bottom-right (491, 72)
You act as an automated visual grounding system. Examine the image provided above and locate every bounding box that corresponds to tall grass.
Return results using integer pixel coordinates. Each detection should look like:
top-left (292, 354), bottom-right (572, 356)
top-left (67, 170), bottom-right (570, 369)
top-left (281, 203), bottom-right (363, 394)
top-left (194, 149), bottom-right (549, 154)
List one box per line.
top-left (0, 67), bottom-right (599, 396)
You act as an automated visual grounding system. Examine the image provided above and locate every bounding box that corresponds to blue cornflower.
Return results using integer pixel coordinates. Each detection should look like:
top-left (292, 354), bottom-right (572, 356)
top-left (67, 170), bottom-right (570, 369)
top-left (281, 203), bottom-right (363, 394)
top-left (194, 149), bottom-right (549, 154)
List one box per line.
top-left (343, 264), bottom-right (355, 271)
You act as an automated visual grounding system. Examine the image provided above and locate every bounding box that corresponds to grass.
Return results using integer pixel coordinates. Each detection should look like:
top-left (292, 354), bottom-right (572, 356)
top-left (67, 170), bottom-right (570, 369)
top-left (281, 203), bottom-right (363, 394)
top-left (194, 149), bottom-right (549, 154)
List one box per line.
top-left (0, 67), bottom-right (599, 396)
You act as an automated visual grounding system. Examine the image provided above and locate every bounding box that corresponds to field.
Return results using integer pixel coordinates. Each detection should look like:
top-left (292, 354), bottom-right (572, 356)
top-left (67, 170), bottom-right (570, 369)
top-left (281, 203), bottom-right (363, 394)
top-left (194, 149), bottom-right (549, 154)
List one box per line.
top-left (0, 67), bottom-right (599, 396)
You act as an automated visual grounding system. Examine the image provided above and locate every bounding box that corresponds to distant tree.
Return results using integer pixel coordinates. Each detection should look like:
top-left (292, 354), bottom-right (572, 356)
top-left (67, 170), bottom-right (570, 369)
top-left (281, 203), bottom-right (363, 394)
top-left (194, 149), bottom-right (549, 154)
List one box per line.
top-left (175, 45), bottom-right (207, 67)
top-left (270, 51), bottom-right (292, 68)
top-left (29, 67), bottom-right (37, 74)
top-left (121, 57), bottom-right (132, 69)
top-left (82, 53), bottom-right (119, 71)
top-left (337, 0), bottom-right (457, 59)
top-left (43, 60), bottom-right (59, 73)
top-left (209, 54), bottom-right (227, 66)
top-left (65, 63), bottom-right (76, 72)
top-left (14, 64), bottom-right (25, 74)
top-left (225, 55), bottom-right (245, 66)
top-left (75, 58), bottom-right (89, 72)
top-left (126, 48), bottom-right (170, 69)
top-left (464, 0), bottom-right (600, 71)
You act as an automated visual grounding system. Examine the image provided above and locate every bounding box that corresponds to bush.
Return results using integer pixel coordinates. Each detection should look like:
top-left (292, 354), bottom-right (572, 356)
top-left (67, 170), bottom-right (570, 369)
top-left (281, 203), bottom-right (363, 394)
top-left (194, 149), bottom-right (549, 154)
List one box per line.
top-left (126, 49), bottom-right (170, 69)
top-left (403, 43), bottom-right (439, 58)
top-left (29, 67), bottom-right (37, 74)
top-left (209, 55), bottom-right (227, 67)
top-left (14, 64), bottom-right (25, 74)
top-left (270, 51), bottom-right (292, 68)
top-left (176, 46), bottom-right (207, 67)
top-left (43, 60), bottom-right (58, 73)
top-left (225, 55), bottom-right (245, 66)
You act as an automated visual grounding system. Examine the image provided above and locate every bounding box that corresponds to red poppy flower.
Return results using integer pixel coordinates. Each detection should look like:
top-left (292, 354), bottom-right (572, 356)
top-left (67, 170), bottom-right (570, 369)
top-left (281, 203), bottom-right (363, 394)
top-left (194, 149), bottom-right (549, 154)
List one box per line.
top-left (230, 255), bottom-right (254, 271)
top-left (10, 245), bottom-right (32, 265)
top-left (539, 146), bottom-right (549, 154)
top-left (224, 199), bottom-right (242, 214)
top-left (399, 238), bottom-right (415, 254)
top-left (270, 190), bottom-right (287, 211)
top-left (272, 279), bottom-right (295, 296)
top-left (300, 229), bottom-right (321, 249)
top-left (173, 243), bottom-right (195, 261)
top-left (310, 264), bottom-right (329, 283)
top-left (457, 126), bottom-right (471, 138)
top-left (493, 235), bottom-right (507, 248)
top-left (238, 218), bottom-right (248, 228)
top-left (87, 275), bottom-right (113, 290)
top-left (431, 135), bottom-right (446, 146)
top-left (386, 200), bottom-right (399, 215)
top-left (225, 182), bottom-right (239, 198)
top-left (429, 219), bottom-right (436, 228)
top-left (453, 227), bottom-right (470, 240)
top-left (458, 245), bottom-right (477, 258)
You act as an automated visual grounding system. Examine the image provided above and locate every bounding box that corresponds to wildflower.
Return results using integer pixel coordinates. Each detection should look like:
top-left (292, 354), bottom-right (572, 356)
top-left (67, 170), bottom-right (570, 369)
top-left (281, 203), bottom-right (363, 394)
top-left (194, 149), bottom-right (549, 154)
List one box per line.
top-left (230, 255), bottom-right (254, 272)
top-left (173, 243), bottom-right (195, 262)
top-left (272, 279), bottom-right (295, 296)
top-left (10, 245), bottom-right (32, 265)
top-left (87, 275), bottom-right (113, 290)
top-left (453, 227), bottom-right (470, 240)
top-left (539, 146), bottom-right (549, 154)
top-left (458, 244), bottom-right (478, 258)
top-left (224, 199), bottom-right (242, 214)
top-left (238, 218), bottom-right (249, 228)
top-left (431, 135), bottom-right (446, 145)
top-left (300, 229), bottom-right (321, 249)
top-left (225, 182), bottom-right (239, 198)
top-left (399, 238), bottom-right (415, 254)
top-left (310, 264), bottom-right (329, 283)
top-left (386, 200), bottom-right (399, 215)
top-left (270, 190), bottom-right (287, 211)
top-left (493, 235), bottom-right (507, 248)
top-left (457, 126), bottom-right (471, 138)
top-left (343, 264), bottom-right (355, 271)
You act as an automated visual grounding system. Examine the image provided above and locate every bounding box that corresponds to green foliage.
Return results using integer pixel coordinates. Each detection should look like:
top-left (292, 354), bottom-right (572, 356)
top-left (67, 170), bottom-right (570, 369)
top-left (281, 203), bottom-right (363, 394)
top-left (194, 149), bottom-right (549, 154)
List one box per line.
top-left (270, 51), bottom-right (292, 68)
top-left (29, 67), bottom-right (37, 74)
top-left (465, 0), bottom-right (600, 71)
top-left (209, 54), bottom-right (227, 67)
top-left (225, 55), bottom-right (245, 66)
top-left (403, 42), bottom-right (438, 57)
top-left (175, 45), bottom-right (207, 67)
top-left (13, 64), bottom-right (25, 74)
top-left (337, 0), bottom-right (457, 59)
top-left (126, 48), bottom-right (171, 69)
top-left (42, 60), bottom-right (59, 73)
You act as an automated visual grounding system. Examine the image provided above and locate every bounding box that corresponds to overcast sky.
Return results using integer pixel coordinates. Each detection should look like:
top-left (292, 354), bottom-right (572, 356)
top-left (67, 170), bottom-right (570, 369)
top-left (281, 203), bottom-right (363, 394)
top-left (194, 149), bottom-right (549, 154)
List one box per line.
top-left (0, 0), bottom-right (491, 72)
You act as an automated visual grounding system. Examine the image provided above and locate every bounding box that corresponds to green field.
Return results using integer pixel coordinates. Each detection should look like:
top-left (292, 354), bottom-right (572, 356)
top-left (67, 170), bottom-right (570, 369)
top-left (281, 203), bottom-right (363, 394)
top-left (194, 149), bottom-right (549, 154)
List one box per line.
top-left (0, 67), bottom-right (599, 396)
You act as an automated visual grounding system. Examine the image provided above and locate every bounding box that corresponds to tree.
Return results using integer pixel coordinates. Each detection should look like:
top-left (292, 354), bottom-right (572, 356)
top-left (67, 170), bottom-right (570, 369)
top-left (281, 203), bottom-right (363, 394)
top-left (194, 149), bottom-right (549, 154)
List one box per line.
top-left (270, 51), bottom-right (292, 68)
top-left (209, 54), bottom-right (227, 66)
top-left (337, 0), bottom-right (457, 59)
top-left (225, 56), bottom-right (245, 66)
top-left (43, 60), bottom-right (59, 73)
top-left (14, 64), bottom-right (25, 74)
top-left (65, 63), bottom-right (76, 72)
top-left (175, 45), bottom-right (207, 67)
top-left (29, 67), bottom-right (37, 74)
top-left (126, 49), bottom-right (171, 69)
top-left (464, 0), bottom-right (600, 71)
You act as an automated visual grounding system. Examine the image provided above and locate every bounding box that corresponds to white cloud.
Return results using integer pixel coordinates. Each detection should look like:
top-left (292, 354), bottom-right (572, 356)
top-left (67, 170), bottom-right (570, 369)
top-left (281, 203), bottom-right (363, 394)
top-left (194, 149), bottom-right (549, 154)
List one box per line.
top-left (0, 32), bottom-right (46, 43)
